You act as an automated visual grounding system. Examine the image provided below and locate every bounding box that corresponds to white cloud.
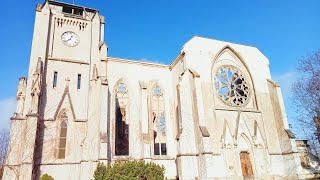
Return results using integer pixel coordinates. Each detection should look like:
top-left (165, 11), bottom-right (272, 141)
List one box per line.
top-left (140, 57), bottom-right (166, 65)
top-left (273, 72), bottom-right (296, 99)
top-left (0, 97), bottom-right (16, 130)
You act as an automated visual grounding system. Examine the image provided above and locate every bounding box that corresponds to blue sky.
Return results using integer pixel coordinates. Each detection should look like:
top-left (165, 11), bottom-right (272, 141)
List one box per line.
top-left (0, 0), bottom-right (319, 137)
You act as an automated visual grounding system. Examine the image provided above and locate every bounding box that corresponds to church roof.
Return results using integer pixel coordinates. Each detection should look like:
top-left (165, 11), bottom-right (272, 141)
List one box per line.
top-left (107, 36), bottom-right (268, 70)
top-left (190, 36), bottom-right (257, 48)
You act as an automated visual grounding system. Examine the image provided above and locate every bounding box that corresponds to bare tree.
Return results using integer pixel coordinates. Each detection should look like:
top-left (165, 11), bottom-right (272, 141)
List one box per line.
top-left (0, 128), bottom-right (9, 179)
top-left (292, 50), bottom-right (320, 156)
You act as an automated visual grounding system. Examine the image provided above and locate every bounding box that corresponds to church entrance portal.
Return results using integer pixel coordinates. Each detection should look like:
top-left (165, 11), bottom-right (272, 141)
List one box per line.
top-left (240, 151), bottom-right (253, 178)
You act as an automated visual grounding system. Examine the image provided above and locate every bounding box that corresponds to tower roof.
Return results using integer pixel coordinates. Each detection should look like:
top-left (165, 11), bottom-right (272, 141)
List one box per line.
top-left (47, 0), bottom-right (98, 13)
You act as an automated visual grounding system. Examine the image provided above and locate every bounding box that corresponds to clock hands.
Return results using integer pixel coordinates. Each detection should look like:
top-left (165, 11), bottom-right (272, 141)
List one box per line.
top-left (66, 35), bottom-right (73, 42)
top-left (62, 32), bottom-right (79, 46)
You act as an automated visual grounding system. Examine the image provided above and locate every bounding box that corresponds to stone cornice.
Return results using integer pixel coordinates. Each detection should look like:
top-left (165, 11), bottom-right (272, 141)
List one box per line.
top-left (214, 107), bottom-right (261, 113)
top-left (47, 57), bottom-right (89, 65)
top-left (10, 116), bottom-right (27, 121)
top-left (169, 51), bottom-right (185, 70)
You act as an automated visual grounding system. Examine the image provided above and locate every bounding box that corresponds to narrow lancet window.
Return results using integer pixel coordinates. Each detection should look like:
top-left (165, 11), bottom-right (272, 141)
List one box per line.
top-left (151, 85), bottom-right (167, 156)
top-left (77, 74), bottom-right (81, 90)
top-left (58, 112), bottom-right (68, 159)
top-left (115, 82), bottom-right (129, 155)
top-left (53, 71), bottom-right (58, 88)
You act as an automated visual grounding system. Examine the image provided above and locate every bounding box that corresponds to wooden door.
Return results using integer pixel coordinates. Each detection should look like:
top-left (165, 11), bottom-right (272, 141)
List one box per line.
top-left (240, 152), bottom-right (253, 177)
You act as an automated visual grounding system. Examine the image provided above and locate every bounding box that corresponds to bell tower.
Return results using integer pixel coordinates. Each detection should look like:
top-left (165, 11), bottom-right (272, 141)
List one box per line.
top-left (3, 1), bottom-right (107, 179)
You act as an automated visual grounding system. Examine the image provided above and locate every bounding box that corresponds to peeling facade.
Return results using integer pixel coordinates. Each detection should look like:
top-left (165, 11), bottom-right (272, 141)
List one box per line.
top-left (3, 1), bottom-right (313, 179)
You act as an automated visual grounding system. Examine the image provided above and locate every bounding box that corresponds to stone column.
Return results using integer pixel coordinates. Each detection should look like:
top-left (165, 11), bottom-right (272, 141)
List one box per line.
top-left (139, 81), bottom-right (151, 159)
top-left (99, 77), bottom-right (109, 161)
top-left (15, 87), bottom-right (42, 179)
top-left (21, 66), bottom-right (42, 179)
top-left (14, 77), bottom-right (27, 118)
top-left (3, 114), bottom-right (27, 179)
top-left (80, 77), bottom-right (101, 180)
top-left (23, 114), bottom-right (39, 179)
top-left (189, 69), bottom-right (211, 179)
top-left (176, 70), bottom-right (199, 179)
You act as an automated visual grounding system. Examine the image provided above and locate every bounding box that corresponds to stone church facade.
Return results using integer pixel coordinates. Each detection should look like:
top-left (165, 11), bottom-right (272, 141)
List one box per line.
top-left (3, 1), bottom-right (313, 179)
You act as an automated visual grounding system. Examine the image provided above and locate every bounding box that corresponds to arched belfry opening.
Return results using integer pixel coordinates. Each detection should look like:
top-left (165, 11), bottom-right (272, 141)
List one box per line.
top-left (114, 82), bottom-right (129, 155)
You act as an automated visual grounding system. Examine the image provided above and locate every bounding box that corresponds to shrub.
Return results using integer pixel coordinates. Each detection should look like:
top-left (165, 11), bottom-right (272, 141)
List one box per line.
top-left (94, 160), bottom-right (165, 180)
top-left (40, 173), bottom-right (54, 180)
top-left (0, 167), bottom-right (3, 180)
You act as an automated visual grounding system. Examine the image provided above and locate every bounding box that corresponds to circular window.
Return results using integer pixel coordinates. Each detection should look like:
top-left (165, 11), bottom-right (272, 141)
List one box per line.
top-left (214, 66), bottom-right (250, 106)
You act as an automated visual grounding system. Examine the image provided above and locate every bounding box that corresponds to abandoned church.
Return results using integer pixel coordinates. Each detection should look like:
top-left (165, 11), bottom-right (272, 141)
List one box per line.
top-left (3, 0), bottom-right (316, 179)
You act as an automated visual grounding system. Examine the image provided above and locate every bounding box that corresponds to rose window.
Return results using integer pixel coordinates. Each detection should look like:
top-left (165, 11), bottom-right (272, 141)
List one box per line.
top-left (214, 66), bottom-right (250, 106)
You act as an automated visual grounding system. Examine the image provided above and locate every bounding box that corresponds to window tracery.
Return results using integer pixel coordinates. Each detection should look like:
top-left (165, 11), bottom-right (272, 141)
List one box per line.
top-left (58, 112), bottom-right (68, 159)
top-left (151, 85), bottom-right (167, 155)
top-left (214, 66), bottom-right (250, 106)
top-left (115, 82), bottom-right (129, 155)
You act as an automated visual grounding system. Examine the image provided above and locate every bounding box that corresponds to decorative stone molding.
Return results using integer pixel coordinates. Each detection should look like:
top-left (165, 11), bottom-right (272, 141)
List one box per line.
top-left (36, 4), bottom-right (42, 12)
top-left (169, 51), bottom-right (185, 70)
top-left (54, 17), bottom-right (88, 30)
top-left (99, 15), bottom-right (105, 24)
top-left (98, 41), bottom-right (105, 50)
top-left (285, 129), bottom-right (296, 139)
top-left (53, 78), bottom-right (77, 121)
top-left (74, 119), bottom-right (88, 122)
top-left (175, 84), bottom-right (183, 139)
top-left (44, 118), bottom-right (54, 121)
top-left (47, 57), bottom-right (89, 65)
top-left (188, 68), bottom-right (200, 78)
top-left (234, 110), bottom-right (241, 142)
top-left (26, 113), bottom-right (39, 117)
top-left (91, 64), bottom-right (99, 81)
top-left (152, 156), bottom-right (175, 160)
top-left (30, 58), bottom-right (42, 114)
top-left (199, 126), bottom-right (210, 137)
top-left (214, 107), bottom-right (261, 113)
top-left (267, 79), bottom-right (280, 87)
top-left (222, 143), bottom-right (233, 149)
top-left (14, 77), bottom-right (27, 118)
top-left (139, 81), bottom-right (147, 89)
top-left (176, 153), bottom-right (200, 157)
top-left (10, 115), bottom-right (27, 120)
top-left (100, 76), bottom-right (108, 85)
top-left (201, 151), bottom-right (213, 155)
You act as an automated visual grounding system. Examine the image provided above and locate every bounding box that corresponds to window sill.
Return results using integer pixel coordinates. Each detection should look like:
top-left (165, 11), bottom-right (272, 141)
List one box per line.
top-left (112, 155), bottom-right (131, 161)
top-left (152, 156), bottom-right (175, 160)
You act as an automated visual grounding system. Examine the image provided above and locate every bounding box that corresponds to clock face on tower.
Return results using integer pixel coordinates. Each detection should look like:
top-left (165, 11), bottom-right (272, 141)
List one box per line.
top-left (61, 31), bottom-right (80, 47)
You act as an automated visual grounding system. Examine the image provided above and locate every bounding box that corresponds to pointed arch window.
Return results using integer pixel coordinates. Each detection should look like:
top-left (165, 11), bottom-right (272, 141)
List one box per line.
top-left (115, 82), bottom-right (129, 156)
top-left (58, 112), bottom-right (68, 159)
top-left (151, 85), bottom-right (167, 156)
